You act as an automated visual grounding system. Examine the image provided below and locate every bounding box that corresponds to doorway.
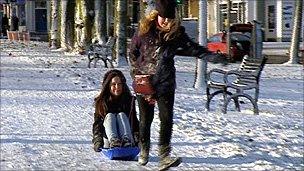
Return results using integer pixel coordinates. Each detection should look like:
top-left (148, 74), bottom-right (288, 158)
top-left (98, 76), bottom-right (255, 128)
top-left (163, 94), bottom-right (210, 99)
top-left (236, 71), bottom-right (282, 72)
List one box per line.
top-left (35, 9), bottom-right (47, 32)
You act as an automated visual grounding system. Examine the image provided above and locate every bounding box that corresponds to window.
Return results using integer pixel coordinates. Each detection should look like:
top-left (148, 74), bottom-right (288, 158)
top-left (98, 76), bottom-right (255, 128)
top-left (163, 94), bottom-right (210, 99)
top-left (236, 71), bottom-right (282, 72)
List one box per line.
top-left (209, 36), bottom-right (222, 42)
top-left (231, 33), bottom-right (250, 42)
top-left (268, 5), bottom-right (275, 30)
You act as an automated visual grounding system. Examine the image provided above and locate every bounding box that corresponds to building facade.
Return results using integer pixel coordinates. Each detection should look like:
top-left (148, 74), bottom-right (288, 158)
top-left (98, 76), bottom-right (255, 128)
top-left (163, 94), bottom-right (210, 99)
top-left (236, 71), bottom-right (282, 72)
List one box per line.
top-left (187, 0), bottom-right (303, 42)
top-left (1, 0), bottom-right (302, 42)
top-left (1, 0), bottom-right (49, 38)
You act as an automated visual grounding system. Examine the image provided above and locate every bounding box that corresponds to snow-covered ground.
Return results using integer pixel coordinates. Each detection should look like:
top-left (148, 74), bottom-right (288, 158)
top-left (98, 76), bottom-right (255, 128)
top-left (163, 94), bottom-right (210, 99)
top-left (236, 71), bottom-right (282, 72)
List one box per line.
top-left (0, 40), bottom-right (303, 170)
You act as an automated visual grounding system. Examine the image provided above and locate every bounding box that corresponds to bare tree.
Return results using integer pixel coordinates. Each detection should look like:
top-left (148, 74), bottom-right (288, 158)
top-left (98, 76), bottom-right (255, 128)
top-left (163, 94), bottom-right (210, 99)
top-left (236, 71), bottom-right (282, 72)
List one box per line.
top-left (83, 0), bottom-right (94, 46)
top-left (60, 0), bottom-right (68, 50)
top-left (94, 0), bottom-right (107, 44)
top-left (106, 0), bottom-right (113, 37)
top-left (50, 0), bottom-right (59, 49)
top-left (140, 0), bottom-right (146, 19)
top-left (194, 0), bottom-right (208, 89)
top-left (75, 0), bottom-right (85, 51)
top-left (66, 0), bottom-right (76, 51)
top-left (114, 0), bottom-right (128, 67)
top-left (74, 0), bottom-right (93, 53)
top-left (287, 0), bottom-right (303, 64)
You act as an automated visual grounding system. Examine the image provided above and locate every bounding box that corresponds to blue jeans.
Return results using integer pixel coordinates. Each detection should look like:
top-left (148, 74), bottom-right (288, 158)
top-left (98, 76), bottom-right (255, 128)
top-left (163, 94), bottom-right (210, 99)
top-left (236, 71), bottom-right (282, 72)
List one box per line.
top-left (103, 112), bottom-right (134, 147)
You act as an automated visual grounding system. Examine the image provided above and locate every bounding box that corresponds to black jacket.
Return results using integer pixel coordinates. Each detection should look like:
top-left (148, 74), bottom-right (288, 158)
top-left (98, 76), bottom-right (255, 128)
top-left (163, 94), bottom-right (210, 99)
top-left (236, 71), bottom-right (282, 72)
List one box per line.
top-left (129, 26), bottom-right (209, 96)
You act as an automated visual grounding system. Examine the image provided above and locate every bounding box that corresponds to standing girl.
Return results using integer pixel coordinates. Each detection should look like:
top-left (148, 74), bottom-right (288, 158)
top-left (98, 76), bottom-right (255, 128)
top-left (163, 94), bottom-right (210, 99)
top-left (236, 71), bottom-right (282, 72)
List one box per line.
top-left (129, 0), bottom-right (211, 170)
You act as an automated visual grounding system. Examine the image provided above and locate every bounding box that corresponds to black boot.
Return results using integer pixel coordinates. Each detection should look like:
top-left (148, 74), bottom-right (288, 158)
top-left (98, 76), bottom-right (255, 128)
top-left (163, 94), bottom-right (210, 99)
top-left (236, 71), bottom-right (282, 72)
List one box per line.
top-left (137, 95), bottom-right (154, 165)
top-left (158, 145), bottom-right (182, 171)
top-left (93, 141), bottom-right (103, 152)
top-left (138, 141), bottom-right (150, 165)
top-left (92, 135), bottom-right (104, 152)
top-left (138, 122), bottom-right (151, 165)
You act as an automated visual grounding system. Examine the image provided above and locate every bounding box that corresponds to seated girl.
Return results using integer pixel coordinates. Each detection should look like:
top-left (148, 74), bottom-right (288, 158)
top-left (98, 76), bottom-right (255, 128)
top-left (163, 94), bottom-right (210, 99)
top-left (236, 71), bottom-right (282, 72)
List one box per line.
top-left (92, 69), bottom-right (139, 152)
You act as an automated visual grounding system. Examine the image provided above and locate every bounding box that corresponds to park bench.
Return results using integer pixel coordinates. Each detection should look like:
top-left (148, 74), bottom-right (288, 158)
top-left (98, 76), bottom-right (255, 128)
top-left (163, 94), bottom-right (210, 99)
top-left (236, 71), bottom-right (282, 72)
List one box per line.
top-left (87, 37), bottom-right (116, 68)
top-left (205, 55), bottom-right (267, 115)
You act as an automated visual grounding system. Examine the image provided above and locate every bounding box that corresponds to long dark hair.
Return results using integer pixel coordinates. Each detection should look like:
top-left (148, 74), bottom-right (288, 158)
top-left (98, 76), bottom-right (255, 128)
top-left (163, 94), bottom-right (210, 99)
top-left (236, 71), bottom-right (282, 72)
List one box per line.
top-left (94, 69), bottom-right (132, 118)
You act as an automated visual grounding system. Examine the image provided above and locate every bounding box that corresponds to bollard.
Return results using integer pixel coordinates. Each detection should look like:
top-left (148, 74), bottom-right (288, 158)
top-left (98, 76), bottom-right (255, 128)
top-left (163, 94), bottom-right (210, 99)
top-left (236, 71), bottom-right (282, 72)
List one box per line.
top-left (11, 31), bottom-right (19, 41)
top-left (23, 32), bottom-right (30, 44)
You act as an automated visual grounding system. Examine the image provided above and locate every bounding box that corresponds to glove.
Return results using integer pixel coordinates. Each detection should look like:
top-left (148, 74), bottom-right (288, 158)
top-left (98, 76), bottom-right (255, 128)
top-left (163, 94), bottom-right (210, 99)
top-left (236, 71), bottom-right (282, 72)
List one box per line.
top-left (198, 51), bottom-right (214, 59)
top-left (93, 141), bottom-right (103, 152)
top-left (198, 53), bottom-right (207, 59)
top-left (144, 95), bottom-right (156, 105)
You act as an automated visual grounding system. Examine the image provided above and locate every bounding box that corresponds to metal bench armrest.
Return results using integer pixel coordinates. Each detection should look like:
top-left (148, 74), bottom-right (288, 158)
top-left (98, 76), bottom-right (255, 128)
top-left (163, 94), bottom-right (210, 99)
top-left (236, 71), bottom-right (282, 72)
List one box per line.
top-left (224, 70), bottom-right (258, 85)
top-left (207, 68), bottom-right (230, 84)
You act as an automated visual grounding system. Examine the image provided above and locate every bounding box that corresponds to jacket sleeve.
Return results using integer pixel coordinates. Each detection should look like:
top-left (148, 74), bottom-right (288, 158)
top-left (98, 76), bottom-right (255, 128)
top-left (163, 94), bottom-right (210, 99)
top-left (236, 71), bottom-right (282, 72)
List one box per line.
top-left (129, 32), bottom-right (141, 79)
top-left (92, 112), bottom-right (105, 147)
top-left (127, 96), bottom-right (139, 133)
top-left (175, 26), bottom-right (211, 58)
top-left (131, 100), bottom-right (139, 134)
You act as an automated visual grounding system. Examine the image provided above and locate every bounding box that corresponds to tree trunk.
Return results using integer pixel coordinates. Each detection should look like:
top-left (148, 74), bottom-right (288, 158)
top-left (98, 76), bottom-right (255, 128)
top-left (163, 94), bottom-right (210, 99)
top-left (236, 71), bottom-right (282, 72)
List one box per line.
top-left (83, 0), bottom-right (94, 47)
top-left (60, 0), bottom-right (68, 50)
top-left (66, 0), bottom-right (75, 51)
top-left (114, 0), bottom-right (128, 67)
top-left (81, 0), bottom-right (89, 47)
top-left (106, 0), bottom-right (113, 37)
top-left (194, 0), bottom-right (207, 89)
top-left (287, 0), bottom-right (303, 64)
top-left (139, 0), bottom-right (146, 19)
top-left (94, 0), bottom-right (107, 44)
top-left (75, 0), bottom-right (85, 51)
top-left (50, 0), bottom-right (58, 49)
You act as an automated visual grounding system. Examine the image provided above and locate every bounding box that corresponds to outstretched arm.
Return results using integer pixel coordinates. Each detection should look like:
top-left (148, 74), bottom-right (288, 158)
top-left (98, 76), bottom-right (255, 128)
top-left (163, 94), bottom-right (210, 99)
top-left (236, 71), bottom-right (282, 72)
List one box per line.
top-left (175, 26), bottom-right (211, 58)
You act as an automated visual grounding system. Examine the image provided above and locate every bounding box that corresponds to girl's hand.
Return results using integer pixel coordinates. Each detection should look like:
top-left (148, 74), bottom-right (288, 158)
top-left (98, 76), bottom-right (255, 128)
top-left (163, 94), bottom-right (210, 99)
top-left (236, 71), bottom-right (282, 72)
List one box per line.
top-left (144, 95), bottom-right (156, 105)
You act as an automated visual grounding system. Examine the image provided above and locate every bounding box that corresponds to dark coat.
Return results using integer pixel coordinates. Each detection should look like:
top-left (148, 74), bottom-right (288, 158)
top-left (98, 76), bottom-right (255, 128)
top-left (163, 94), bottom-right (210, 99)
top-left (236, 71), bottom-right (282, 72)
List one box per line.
top-left (2, 15), bottom-right (9, 27)
top-left (129, 26), bottom-right (209, 96)
top-left (2, 15), bottom-right (9, 35)
top-left (11, 16), bottom-right (19, 31)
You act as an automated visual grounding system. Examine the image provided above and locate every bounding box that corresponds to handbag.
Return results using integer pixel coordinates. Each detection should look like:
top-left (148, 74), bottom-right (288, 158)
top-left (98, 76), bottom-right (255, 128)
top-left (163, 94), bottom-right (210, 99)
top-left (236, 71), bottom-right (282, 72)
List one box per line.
top-left (132, 75), bottom-right (155, 95)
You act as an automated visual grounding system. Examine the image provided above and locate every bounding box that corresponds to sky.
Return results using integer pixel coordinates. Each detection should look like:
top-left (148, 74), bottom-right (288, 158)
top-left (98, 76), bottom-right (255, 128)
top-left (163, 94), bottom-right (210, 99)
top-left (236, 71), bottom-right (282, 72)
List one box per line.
top-left (0, 39), bottom-right (303, 170)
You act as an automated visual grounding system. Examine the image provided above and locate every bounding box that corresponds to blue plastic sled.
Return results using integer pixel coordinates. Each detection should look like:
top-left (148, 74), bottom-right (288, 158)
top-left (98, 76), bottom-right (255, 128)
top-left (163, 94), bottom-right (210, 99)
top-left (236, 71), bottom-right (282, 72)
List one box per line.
top-left (101, 147), bottom-right (140, 160)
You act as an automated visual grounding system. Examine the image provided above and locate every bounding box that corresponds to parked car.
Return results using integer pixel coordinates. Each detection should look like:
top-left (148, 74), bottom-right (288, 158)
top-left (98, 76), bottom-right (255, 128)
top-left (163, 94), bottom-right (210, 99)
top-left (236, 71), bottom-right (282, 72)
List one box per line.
top-left (207, 23), bottom-right (253, 62)
top-left (207, 32), bottom-right (251, 61)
